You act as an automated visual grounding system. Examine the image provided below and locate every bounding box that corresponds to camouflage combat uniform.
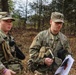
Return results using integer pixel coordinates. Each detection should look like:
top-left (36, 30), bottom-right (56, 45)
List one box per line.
top-left (29, 28), bottom-right (71, 75)
top-left (0, 30), bottom-right (25, 75)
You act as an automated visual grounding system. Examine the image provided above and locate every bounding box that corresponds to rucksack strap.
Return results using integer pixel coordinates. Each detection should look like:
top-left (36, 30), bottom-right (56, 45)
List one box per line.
top-left (2, 41), bottom-right (13, 60)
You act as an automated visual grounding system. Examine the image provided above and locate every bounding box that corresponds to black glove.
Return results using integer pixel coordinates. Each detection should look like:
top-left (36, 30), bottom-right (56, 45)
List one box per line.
top-left (57, 48), bottom-right (69, 61)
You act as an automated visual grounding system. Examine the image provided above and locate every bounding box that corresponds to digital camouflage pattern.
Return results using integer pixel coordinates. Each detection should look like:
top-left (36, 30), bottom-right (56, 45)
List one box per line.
top-left (0, 30), bottom-right (25, 75)
top-left (29, 28), bottom-right (71, 75)
top-left (51, 12), bottom-right (64, 23)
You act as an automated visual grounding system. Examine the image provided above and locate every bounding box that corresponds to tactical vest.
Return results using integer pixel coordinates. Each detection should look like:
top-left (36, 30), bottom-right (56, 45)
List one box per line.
top-left (0, 32), bottom-right (23, 73)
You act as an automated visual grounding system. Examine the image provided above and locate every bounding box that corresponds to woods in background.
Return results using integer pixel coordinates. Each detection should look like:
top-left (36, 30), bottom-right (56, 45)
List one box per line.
top-left (0, 0), bottom-right (76, 36)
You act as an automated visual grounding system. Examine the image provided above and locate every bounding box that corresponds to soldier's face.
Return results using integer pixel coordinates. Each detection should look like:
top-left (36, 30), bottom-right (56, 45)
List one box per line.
top-left (0, 19), bottom-right (13, 33)
top-left (50, 20), bottom-right (63, 34)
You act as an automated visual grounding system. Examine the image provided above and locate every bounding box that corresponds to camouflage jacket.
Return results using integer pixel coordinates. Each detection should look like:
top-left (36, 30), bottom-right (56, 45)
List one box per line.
top-left (0, 30), bottom-right (22, 74)
top-left (29, 28), bottom-right (71, 72)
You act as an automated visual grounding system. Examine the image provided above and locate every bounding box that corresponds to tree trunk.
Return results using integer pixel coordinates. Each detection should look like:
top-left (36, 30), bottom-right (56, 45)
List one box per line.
top-left (1, 0), bottom-right (9, 12)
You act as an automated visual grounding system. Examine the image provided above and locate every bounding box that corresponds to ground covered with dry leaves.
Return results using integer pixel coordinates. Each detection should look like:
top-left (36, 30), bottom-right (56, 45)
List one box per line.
top-left (11, 28), bottom-right (76, 75)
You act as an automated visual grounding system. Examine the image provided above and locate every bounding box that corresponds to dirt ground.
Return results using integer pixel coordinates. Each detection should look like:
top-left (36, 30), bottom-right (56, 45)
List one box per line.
top-left (11, 28), bottom-right (76, 75)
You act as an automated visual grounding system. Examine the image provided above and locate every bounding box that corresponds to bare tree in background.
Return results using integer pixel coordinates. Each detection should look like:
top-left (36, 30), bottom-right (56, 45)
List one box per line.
top-left (1, 0), bottom-right (9, 12)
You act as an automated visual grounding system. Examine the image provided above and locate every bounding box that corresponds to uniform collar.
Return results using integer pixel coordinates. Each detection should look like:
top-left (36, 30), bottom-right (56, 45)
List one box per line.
top-left (0, 30), bottom-right (8, 40)
top-left (48, 28), bottom-right (60, 41)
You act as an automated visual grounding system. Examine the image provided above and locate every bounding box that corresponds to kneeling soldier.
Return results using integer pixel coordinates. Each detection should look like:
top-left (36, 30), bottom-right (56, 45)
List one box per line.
top-left (28, 12), bottom-right (72, 75)
top-left (0, 12), bottom-right (25, 75)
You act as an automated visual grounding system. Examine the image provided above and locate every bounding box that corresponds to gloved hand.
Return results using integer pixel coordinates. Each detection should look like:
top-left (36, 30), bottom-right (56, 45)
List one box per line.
top-left (57, 48), bottom-right (70, 61)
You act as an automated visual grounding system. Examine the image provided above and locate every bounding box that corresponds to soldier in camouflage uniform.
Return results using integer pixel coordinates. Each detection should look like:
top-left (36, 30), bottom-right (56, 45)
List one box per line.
top-left (0, 12), bottom-right (25, 75)
top-left (28, 12), bottom-right (71, 75)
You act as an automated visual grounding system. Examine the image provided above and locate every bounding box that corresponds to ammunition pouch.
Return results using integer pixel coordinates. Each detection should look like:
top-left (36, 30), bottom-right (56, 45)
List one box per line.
top-left (8, 64), bottom-right (22, 73)
top-left (2, 58), bottom-right (23, 73)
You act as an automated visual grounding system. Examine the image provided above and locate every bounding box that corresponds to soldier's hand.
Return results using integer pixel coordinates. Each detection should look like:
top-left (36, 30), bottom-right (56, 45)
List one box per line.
top-left (3, 69), bottom-right (16, 75)
top-left (44, 58), bottom-right (53, 66)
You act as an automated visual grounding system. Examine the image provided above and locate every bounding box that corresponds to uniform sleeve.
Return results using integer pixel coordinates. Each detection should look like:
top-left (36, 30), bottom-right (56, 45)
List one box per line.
top-left (60, 33), bottom-right (71, 54)
top-left (0, 62), bottom-right (6, 73)
top-left (29, 32), bottom-right (45, 65)
top-left (58, 33), bottom-right (72, 61)
top-left (0, 36), bottom-right (6, 73)
top-left (64, 38), bottom-right (71, 54)
top-left (0, 45), bottom-right (6, 73)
